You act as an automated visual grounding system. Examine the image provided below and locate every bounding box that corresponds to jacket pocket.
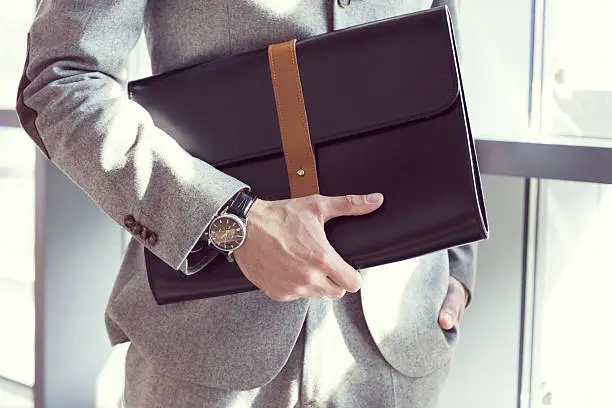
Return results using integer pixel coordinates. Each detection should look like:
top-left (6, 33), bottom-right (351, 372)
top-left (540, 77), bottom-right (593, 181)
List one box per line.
top-left (360, 251), bottom-right (458, 377)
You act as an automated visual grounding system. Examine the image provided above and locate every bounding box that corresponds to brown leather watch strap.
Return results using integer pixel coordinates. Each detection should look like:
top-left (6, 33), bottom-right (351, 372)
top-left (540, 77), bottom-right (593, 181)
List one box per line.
top-left (268, 39), bottom-right (320, 198)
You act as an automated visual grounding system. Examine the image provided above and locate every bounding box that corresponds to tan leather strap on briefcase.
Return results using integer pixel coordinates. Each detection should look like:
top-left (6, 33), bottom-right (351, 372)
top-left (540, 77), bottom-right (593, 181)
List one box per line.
top-left (268, 39), bottom-right (320, 198)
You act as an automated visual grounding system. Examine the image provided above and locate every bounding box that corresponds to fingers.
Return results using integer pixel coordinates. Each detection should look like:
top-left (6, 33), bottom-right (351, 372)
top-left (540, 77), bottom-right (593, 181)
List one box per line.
top-left (439, 277), bottom-right (468, 330)
top-left (308, 276), bottom-right (347, 300)
top-left (320, 246), bottom-right (362, 293)
top-left (324, 277), bottom-right (347, 299)
top-left (243, 194), bottom-right (378, 303)
top-left (316, 193), bottom-right (384, 223)
top-left (295, 245), bottom-right (358, 299)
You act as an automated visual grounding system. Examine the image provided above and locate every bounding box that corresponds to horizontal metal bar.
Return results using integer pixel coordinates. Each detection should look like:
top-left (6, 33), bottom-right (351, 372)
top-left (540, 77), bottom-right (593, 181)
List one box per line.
top-left (0, 110), bottom-right (20, 128)
top-left (476, 139), bottom-right (612, 184)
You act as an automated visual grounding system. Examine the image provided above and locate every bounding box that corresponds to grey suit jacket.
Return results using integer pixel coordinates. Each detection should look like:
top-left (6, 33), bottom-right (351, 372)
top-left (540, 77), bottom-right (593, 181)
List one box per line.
top-left (17, 0), bottom-right (475, 391)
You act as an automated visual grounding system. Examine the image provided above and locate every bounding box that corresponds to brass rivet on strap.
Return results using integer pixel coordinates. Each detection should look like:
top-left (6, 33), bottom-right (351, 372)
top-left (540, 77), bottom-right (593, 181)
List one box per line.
top-left (297, 169), bottom-right (306, 177)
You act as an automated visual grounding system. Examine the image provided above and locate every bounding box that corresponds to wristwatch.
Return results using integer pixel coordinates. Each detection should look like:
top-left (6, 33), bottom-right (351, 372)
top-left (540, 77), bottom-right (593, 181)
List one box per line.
top-left (206, 189), bottom-right (257, 262)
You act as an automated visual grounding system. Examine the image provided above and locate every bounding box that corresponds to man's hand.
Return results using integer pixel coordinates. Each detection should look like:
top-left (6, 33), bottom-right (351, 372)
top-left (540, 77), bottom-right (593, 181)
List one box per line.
top-left (234, 193), bottom-right (384, 302)
top-left (438, 276), bottom-right (468, 330)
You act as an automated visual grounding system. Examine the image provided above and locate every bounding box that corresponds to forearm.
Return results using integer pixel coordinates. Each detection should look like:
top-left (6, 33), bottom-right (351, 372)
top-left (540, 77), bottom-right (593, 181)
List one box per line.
top-left (18, 0), bottom-right (247, 270)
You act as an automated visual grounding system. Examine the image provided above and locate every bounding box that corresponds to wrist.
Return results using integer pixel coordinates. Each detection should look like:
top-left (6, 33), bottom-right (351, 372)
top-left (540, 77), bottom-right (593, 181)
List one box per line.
top-left (227, 188), bottom-right (257, 218)
top-left (206, 189), bottom-right (258, 262)
top-left (247, 198), bottom-right (265, 220)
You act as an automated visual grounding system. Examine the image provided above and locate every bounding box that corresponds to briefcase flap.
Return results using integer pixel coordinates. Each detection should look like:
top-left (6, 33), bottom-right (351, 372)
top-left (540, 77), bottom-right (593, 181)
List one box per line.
top-left (128, 7), bottom-right (460, 169)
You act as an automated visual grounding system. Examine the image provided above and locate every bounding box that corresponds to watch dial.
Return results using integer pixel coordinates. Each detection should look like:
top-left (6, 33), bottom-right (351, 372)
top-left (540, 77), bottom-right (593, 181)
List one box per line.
top-left (209, 216), bottom-right (244, 251)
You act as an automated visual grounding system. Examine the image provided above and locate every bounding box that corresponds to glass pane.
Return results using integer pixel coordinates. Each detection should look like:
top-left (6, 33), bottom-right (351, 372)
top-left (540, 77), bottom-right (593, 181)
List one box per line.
top-left (0, 127), bottom-right (35, 283)
top-left (0, 127), bottom-right (35, 387)
top-left (531, 180), bottom-right (612, 408)
top-left (458, 0), bottom-right (534, 140)
top-left (540, 0), bottom-right (612, 139)
top-left (0, 277), bottom-right (34, 386)
top-left (0, 0), bottom-right (35, 109)
top-left (0, 383), bottom-right (32, 408)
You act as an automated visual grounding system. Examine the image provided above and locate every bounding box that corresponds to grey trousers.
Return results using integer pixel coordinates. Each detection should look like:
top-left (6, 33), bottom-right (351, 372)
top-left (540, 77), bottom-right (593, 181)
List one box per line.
top-left (124, 292), bottom-right (451, 408)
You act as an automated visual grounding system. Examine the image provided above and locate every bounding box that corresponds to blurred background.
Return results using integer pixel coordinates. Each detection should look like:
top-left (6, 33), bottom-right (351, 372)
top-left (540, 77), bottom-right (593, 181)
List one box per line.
top-left (1, 0), bottom-right (611, 407)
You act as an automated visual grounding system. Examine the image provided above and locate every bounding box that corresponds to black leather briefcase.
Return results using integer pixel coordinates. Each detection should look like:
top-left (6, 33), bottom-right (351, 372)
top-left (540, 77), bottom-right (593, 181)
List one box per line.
top-left (128, 6), bottom-right (488, 305)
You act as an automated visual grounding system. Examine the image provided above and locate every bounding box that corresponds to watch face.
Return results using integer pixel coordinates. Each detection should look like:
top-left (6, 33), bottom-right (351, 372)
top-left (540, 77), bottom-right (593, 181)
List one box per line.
top-left (209, 215), bottom-right (245, 251)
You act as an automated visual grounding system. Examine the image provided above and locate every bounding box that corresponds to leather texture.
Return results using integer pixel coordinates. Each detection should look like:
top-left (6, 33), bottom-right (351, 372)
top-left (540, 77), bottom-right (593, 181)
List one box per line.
top-left (268, 40), bottom-right (321, 198)
top-left (227, 189), bottom-right (258, 218)
top-left (129, 6), bottom-right (488, 305)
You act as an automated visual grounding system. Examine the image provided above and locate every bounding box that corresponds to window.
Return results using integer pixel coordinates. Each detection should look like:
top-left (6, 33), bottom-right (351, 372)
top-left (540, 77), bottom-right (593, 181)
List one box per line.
top-left (0, 127), bottom-right (35, 391)
top-left (0, 0), bottom-right (34, 109)
top-left (460, 0), bottom-right (612, 143)
top-left (0, 127), bottom-right (35, 284)
top-left (540, 0), bottom-right (612, 140)
top-left (530, 180), bottom-right (612, 408)
top-left (0, 1), bottom-right (36, 406)
top-left (524, 2), bottom-right (612, 404)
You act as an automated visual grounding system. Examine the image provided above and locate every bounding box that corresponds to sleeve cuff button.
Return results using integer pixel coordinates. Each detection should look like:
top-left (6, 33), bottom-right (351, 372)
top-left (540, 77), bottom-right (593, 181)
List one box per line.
top-left (123, 215), bottom-right (136, 228)
top-left (146, 232), bottom-right (158, 245)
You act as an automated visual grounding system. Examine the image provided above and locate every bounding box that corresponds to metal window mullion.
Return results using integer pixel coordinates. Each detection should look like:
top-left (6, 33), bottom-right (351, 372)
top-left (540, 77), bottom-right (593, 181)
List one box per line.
top-left (518, 178), bottom-right (542, 408)
top-left (528, 0), bottom-right (547, 134)
top-left (518, 1), bottom-right (548, 406)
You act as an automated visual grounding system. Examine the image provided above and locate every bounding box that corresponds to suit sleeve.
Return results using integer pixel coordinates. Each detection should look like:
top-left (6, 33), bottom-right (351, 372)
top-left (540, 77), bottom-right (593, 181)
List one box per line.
top-left (16, 0), bottom-right (248, 271)
top-left (448, 244), bottom-right (476, 305)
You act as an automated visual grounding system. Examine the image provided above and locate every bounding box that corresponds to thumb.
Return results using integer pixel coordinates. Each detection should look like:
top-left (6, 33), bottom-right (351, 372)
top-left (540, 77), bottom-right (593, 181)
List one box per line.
top-left (439, 280), bottom-right (465, 330)
top-left (319, 193), bottom-right (384, 223)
